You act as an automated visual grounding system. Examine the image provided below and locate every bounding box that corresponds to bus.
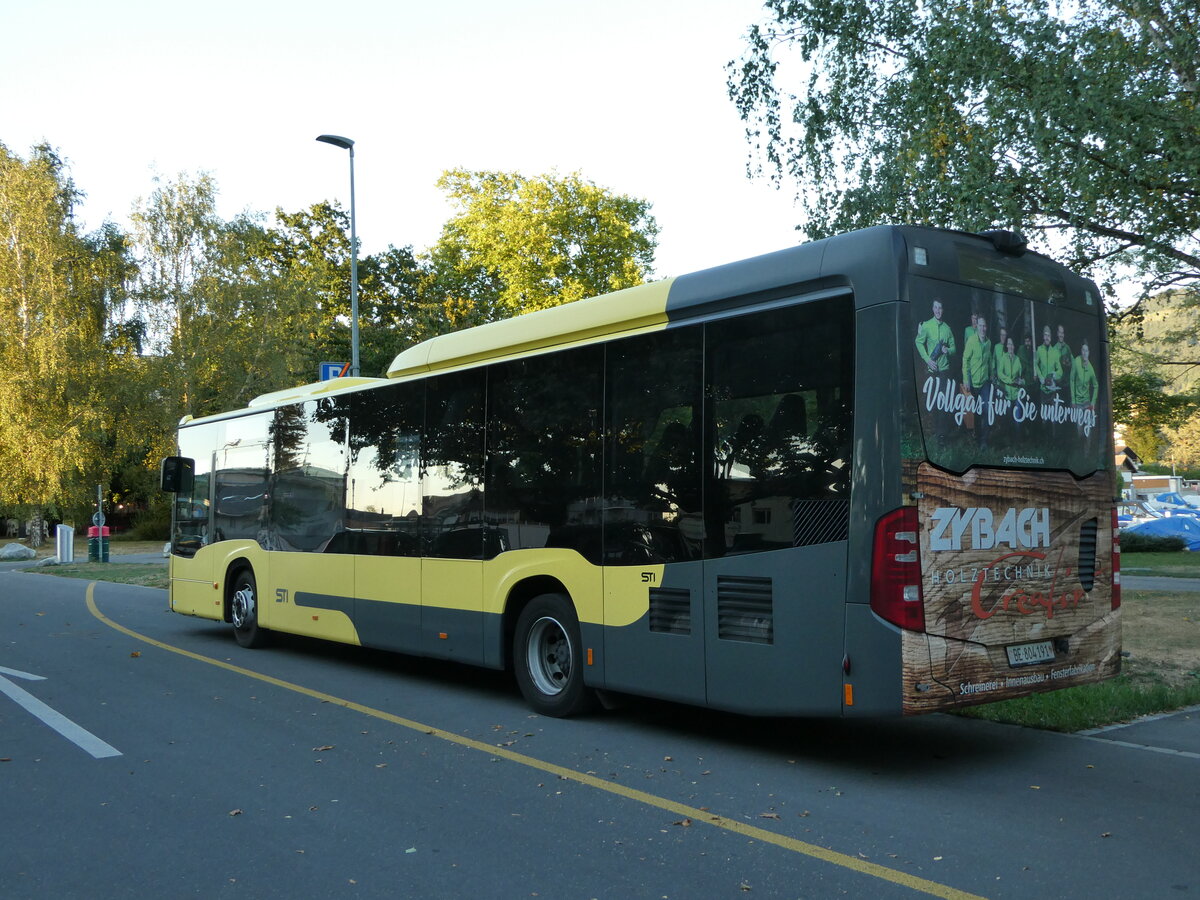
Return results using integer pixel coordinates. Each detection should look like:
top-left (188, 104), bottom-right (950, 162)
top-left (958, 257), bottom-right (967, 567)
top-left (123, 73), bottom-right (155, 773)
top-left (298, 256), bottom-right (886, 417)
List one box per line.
top-left (160, 225), bottom-right (1120, 717)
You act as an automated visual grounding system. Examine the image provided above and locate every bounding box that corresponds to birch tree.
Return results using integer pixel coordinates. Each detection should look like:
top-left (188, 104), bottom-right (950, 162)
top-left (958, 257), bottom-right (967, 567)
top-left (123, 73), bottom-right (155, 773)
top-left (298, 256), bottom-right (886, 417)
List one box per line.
top-left (0, 143), bottom-right (125, 535)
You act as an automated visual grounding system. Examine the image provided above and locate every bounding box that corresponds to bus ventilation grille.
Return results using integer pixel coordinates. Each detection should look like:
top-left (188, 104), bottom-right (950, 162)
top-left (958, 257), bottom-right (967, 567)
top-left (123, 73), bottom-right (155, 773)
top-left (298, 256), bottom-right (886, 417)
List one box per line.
top-left (649, 587), bottom-right (692, 635)
top-left (717, 576), bottom-right (774, 644)
top-left (791, 499), bottom-right (851, 547)
top-left (1077, 517), bottom-right (1098, 592)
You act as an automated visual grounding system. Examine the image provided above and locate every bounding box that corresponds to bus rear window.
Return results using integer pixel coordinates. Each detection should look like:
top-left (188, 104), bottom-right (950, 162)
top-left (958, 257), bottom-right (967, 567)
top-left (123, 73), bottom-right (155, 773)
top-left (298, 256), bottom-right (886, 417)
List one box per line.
top-left (954, 244), bottom-right (1066, 305)
top-left (909, 276), bottom-right (1108, 476)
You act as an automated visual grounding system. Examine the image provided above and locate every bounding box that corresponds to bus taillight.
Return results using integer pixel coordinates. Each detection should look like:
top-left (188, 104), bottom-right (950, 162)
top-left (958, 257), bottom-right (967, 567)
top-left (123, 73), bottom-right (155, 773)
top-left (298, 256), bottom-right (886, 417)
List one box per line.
top-left (871, 507), bottom-right (925, 632)
top-left (1111, 508), bottom-right (1121, 610)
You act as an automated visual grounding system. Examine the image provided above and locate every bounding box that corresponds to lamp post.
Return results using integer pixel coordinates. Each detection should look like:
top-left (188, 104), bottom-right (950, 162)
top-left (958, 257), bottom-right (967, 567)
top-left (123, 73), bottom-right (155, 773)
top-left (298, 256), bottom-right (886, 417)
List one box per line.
top-left (315, 134), bottom-right (359, 377)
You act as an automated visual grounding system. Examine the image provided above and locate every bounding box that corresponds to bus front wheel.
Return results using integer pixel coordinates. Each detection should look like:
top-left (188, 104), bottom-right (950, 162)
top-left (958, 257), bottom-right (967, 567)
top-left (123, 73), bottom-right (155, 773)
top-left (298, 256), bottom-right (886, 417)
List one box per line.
top-left (230, 568), bottom-right (269, 649)
top-left (513, 593), bottom-right (596, 717)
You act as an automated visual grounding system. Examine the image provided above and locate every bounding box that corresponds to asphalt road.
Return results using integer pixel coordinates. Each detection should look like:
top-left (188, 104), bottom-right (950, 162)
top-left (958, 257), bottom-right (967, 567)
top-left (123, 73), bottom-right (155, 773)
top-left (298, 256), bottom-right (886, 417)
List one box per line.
top-left (1, 570), bottom-right (1197, 899)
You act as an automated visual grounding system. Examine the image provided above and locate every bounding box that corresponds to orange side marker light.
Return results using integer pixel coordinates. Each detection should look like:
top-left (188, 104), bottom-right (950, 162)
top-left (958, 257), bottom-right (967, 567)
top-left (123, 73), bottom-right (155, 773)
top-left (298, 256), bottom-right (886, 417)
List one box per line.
top-left (844, 683), bottom-right (854, 706)
top-left (587, 648), bottom-right (594, 666)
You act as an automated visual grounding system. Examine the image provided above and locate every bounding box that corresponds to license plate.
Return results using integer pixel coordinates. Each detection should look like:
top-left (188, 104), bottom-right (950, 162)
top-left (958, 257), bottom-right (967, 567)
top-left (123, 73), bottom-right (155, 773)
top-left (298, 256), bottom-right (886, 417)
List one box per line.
top-left (1006, 640), bottom-right (1055, 667)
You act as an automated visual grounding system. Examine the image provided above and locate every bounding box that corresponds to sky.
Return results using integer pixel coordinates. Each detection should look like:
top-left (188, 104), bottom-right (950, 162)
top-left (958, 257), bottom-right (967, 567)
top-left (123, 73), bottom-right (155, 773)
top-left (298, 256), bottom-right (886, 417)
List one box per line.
top-left (2, 0), bottom-right (805, 279)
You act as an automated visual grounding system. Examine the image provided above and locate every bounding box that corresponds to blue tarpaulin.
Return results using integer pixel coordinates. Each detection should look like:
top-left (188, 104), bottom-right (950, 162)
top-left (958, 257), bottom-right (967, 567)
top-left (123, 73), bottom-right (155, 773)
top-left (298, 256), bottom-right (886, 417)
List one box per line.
top-left (1124, 516), bottom-right (1200, 551)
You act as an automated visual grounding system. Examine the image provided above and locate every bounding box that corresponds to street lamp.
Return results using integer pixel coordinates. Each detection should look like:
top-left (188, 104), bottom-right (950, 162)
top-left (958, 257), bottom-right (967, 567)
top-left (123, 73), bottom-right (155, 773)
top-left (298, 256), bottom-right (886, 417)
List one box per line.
top-left (315, 134), bottom-right (359, 377)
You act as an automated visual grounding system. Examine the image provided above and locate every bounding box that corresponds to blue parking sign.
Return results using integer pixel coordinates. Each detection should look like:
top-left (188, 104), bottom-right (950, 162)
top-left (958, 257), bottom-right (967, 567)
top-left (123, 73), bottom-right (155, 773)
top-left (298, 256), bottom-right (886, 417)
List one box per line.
top-left (320, 362), bottom-right (348, 381)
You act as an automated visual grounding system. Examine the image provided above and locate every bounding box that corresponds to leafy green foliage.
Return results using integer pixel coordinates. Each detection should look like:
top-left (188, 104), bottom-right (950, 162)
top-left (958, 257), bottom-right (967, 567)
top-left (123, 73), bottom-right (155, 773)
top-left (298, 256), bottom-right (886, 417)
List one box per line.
top-left (0, 143), bottom-right (133, 519)
top-left (424, 169), bottom-right (659, 324)
top-left (268, 201), bottom-right (432, 376)
top-left (1, 149), bottom-right (660, 521)
top-left (130, 173), bottom-right (329, 419)
top-left (729, 0), bottom-right (1200, 301)
top-left (1109, 288), bottom-right (1200, 462)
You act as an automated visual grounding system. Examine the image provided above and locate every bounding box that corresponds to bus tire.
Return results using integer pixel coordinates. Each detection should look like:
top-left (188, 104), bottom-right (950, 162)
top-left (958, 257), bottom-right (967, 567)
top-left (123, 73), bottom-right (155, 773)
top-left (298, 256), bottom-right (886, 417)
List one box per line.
top-left (513, 593), bottom-right (596, 717)
top-left (230, 567), bottom-right (269, 649)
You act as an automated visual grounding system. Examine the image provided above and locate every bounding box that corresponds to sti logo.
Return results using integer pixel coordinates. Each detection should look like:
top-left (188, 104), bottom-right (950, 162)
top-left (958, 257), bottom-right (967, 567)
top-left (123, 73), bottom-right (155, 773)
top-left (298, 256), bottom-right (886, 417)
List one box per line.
top-left (928, 506), bottom-right (1051, 552)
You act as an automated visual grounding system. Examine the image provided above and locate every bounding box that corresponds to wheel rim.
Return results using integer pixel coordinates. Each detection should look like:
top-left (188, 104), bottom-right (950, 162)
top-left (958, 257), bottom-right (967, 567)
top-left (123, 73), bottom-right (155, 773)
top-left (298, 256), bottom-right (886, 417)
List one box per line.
top-left (231, 581), bottom-right (255, 629)
top-left (525, 616), bottom-right (571, 697)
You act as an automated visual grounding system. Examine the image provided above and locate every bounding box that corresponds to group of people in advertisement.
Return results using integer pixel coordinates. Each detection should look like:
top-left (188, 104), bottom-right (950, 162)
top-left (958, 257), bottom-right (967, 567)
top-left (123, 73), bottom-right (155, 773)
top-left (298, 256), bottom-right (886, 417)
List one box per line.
top-left (914, 294), bottom-right (1101, 455)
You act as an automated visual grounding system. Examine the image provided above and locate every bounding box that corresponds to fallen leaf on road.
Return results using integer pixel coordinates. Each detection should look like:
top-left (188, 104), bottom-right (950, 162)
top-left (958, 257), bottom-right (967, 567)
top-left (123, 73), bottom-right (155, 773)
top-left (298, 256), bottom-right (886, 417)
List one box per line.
top-left (673, 818), bottom-right (692, 827)
top-left (228, 809), bottom-right (243, 816)
top-left (313, 745), bottom-right (334, 752)
top-left (759, 813), bottom-right (781, 820)
top-left (130, 651), bottom-right (141, 658)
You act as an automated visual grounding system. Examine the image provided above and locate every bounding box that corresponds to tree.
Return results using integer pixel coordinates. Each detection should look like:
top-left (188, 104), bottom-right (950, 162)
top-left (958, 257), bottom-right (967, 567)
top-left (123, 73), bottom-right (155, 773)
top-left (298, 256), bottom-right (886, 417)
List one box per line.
top-left (728, 0), bottom-right (1200, 302)
top-left (130, 173), bottom-right (326, 423)
top-left (1162, 414), bottom-right (1200, 471)
top-left (1111, 371), bottom-right (1196, 461)
top-left (268, 202), bottom-right (426, 376)
top-left (0, 143), bottom-right (130, 536)
top-left (424, 169), bottom-right (659, 324)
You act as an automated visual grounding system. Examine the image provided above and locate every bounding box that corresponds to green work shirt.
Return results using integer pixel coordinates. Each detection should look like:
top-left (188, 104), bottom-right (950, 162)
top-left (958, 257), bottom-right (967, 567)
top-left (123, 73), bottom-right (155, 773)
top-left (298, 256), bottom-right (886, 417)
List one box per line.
top-left (1054, 340), bottom-right (1073, 379)
top-left (996, 352), bottom-right (1024, 401)
top-left (915, 317), bottom-right (956, 372)
top-left (962, 334), bottom-right (993, 389)
top-left (1035, 344), bottom-right (1062, 391)
top-left (1070, 357), bottom-right (1099, 406)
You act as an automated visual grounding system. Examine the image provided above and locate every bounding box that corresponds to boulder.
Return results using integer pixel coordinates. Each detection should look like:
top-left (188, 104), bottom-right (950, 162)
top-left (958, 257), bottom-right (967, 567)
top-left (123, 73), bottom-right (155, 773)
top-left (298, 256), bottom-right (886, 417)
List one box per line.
top-left (0, 543), bottom-right (36, 561)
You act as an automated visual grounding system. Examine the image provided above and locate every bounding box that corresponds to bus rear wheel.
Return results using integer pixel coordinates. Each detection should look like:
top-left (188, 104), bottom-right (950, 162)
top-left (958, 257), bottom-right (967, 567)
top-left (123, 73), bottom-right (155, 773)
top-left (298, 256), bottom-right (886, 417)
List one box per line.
top-left (230, 568), bottom-right (269, 649)
top-left (513, 593), bottom-right (596, 717)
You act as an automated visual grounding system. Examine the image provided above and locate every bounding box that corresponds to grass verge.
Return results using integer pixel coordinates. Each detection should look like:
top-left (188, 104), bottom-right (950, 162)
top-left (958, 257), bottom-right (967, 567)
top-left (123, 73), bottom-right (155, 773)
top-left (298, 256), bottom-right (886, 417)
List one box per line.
top-left (961, 587), bottom-right (1200, 731)
top-left (959, 673), bottom-right (1200, 732)
top-left (26, 561), bottom-right (168, 590)
top-left (1121, 550), bottom-right (1200, 578)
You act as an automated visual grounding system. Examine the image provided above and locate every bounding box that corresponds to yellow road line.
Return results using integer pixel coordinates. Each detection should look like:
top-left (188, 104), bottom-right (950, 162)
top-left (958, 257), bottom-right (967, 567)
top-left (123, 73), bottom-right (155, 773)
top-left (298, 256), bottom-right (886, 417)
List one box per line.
top-left (86, 583), bottom-right (985, 900)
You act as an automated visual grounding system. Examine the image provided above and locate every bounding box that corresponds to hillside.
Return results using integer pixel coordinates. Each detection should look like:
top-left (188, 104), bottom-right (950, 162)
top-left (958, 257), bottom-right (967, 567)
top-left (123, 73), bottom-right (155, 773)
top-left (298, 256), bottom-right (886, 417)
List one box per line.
top-left (1111, 289), bottom-right (1200, 395)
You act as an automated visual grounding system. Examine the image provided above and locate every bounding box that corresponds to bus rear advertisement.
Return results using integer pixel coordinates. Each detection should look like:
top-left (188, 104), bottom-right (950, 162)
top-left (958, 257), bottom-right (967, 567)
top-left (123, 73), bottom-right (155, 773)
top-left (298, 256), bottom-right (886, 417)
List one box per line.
top-left (162, 225), bottom-right (1119, 718)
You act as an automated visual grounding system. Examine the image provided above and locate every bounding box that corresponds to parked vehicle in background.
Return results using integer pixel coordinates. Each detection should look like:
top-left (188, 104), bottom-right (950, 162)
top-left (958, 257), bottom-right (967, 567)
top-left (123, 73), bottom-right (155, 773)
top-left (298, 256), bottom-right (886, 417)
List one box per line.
top-left (1117, 499), bottom-right (1164, 529)
top-left (1148, 492), bottom-right (1200, 518)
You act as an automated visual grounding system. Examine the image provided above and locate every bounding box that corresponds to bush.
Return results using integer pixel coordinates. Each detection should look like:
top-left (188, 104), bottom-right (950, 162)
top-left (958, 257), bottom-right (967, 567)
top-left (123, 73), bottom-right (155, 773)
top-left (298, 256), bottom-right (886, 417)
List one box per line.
top-left (1119, 531), bottom-right (1186, 553)
top-left (128, 502), bottom-right (170, 541)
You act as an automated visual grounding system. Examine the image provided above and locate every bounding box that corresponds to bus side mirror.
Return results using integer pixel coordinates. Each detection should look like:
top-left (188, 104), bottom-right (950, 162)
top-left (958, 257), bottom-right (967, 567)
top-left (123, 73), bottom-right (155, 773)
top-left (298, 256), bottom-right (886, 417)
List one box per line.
top-left (160, 457), bottom-right (195, 493)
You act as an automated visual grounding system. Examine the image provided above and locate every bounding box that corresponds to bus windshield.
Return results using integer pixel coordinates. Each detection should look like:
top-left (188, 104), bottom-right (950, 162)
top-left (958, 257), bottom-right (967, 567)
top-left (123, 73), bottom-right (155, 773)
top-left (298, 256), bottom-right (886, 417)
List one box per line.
top-left (910, 264), bottom-right (1107, 477)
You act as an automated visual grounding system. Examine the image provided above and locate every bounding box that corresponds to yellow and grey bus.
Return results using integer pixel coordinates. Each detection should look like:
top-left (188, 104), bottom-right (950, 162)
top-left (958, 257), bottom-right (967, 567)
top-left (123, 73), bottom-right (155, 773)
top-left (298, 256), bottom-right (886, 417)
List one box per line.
top-left (161, 225), bottom-right (1120, 717)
